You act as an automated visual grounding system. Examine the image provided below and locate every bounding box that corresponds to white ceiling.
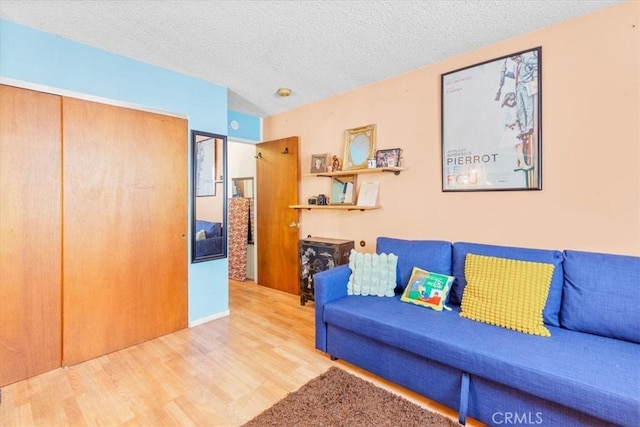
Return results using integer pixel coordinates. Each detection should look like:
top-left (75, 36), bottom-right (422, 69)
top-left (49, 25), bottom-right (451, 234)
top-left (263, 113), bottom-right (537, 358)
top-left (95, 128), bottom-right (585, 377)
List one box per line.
top-left (0, 0), bottom-right (621, 118)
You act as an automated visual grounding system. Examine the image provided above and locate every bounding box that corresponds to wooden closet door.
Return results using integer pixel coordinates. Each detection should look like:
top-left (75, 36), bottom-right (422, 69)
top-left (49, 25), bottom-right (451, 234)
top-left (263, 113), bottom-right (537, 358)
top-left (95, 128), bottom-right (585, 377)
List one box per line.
top-left (0, 85), bottom-right (62, 386)
top-left (62, 98), bottom-right (187, 366)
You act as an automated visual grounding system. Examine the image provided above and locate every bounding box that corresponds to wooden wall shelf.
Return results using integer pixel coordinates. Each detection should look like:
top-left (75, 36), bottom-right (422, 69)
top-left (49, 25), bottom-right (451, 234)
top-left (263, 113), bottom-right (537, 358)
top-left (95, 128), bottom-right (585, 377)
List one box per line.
top-left (293, 167), bottom-right (404, 212)
top-left (289, 204), bottom-right (380, 212)
top-left (306, 167), bottom-right (405, 177)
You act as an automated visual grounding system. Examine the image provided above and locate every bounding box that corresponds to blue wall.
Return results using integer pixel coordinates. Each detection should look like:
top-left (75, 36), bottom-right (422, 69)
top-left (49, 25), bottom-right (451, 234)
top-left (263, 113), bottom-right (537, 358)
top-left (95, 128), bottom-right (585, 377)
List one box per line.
top-left (0, 19), bottom-right (232, 324)
top-left (228, 110), bottom-right (261, 141)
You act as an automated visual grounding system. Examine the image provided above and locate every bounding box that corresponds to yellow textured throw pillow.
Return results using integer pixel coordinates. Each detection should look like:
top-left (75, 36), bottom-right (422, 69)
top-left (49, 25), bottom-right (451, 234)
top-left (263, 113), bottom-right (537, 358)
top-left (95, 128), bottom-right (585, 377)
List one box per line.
top-left (460, 254), bottom-right (554, 337)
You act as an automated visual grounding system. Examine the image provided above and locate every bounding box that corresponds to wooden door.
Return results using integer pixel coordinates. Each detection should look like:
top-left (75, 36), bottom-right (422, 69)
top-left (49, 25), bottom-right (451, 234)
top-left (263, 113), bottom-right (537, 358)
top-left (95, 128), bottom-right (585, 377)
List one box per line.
top-left (256, 137), bottom-right (300, 294)
top-left (0, 85), bottom-right (62, 386)
top-left (62, 98), bottom-right (188, 366)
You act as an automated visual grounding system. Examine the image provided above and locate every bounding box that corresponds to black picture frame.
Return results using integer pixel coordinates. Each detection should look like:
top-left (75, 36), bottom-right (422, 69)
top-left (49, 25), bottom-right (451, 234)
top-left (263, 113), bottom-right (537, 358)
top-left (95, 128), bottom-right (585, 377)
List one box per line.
top-left (375, 148), bottom-right (402, 167)
top-left (441, 47), bottom-right (542, 191)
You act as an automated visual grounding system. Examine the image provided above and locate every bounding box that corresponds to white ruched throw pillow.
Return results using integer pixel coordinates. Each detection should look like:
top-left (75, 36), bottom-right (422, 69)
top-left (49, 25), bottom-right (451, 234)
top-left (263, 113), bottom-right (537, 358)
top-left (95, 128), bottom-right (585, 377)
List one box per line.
top-left (347, 249), bottom-right (398, 297)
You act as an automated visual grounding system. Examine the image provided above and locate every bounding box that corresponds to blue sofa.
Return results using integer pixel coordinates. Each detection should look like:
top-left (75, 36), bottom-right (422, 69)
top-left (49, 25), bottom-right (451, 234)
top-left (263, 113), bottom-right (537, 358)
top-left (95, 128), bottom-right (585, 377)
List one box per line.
top-left (194, 220), bottom-right (225, 258)
top-left (315, 237), bottom-right (640, 426)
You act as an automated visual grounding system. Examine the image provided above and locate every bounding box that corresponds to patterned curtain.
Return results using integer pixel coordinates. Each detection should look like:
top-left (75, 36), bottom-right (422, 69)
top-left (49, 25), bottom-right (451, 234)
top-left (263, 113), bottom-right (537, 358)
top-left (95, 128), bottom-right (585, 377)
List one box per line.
top-left (228, 197), bottom-right (250, 281)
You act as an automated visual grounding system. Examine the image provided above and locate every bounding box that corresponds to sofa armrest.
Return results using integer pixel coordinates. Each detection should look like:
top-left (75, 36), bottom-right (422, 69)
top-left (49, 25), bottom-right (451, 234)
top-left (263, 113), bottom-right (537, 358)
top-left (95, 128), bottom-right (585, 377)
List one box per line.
top-left (314, 264), bottom-right (350, 352)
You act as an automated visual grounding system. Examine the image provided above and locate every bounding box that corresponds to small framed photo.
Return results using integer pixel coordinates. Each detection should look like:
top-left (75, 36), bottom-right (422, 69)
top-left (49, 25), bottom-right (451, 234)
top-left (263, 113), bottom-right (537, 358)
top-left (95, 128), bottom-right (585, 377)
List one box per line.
top-left (375, 148), bottom-right (402, 167)
top-left (310, 153), bottom-right (328, 174)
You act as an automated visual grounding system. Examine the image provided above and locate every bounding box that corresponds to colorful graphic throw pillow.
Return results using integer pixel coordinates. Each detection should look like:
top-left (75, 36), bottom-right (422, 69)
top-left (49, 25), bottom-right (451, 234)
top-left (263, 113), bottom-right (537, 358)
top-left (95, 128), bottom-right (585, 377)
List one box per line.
top-left (400, 267), bottom-right (455, 311)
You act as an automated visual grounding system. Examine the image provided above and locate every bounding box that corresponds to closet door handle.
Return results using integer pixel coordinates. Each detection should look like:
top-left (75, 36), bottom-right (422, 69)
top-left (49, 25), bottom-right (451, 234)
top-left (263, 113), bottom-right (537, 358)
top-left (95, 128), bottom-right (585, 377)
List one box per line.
top-left (288, 222), bottom-right (300, 228)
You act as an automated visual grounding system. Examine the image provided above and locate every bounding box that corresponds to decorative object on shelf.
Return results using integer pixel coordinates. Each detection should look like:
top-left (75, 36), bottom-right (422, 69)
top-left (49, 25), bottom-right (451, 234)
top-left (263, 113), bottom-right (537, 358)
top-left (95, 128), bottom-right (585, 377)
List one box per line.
top-left (375, 148), bottom-right (402, 168)
top-left (331, 155), bottom-right (342, 172)
top-left (356, 180), bottom-right (380, 207)
top-left (310, 153), bottom-right (328, 173)
top-left (316, 194), bottom-right (328, 205)
top-left (441, 46), bottom-right (542, 192)
top-left (344, 124), bottom-right (376, 170)
top-left (330, 175), bottom-right (357, 205)
top-left (367, 158), bottom-right (376, 168)
top-left (299, 237), bottom-right (354, 305)
top-left (308, 197), bottom-right (317, 205)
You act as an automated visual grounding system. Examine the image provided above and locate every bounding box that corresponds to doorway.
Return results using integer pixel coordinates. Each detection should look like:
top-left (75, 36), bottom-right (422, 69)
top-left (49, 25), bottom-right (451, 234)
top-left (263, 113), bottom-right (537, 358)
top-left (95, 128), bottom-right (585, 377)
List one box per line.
top-left (228, 141), bottom-right (258, 280)
top-left (255, 137), bottom-right (300, 294)
top-left (228, 137), bottom-right (300, 294)
top-left (231, 176), bottom-right (255, 279)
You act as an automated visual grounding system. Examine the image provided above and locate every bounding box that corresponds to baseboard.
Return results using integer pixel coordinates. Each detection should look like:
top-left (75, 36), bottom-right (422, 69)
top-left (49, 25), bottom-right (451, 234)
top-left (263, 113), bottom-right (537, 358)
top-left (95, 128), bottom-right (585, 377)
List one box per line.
top-left (189, 310), bottom-right (230, 328)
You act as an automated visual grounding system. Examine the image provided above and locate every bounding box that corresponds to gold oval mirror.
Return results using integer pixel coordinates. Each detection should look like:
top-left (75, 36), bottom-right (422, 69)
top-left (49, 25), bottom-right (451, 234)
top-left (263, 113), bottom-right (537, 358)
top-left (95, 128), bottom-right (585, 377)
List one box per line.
top-left (344, 124), bottom-right (376, 170)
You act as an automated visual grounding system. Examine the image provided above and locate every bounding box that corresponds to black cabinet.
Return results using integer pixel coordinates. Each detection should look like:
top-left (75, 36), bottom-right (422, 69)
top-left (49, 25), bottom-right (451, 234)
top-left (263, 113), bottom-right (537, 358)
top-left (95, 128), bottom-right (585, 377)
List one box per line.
top-left (299, 237), bottom-right (354, 305)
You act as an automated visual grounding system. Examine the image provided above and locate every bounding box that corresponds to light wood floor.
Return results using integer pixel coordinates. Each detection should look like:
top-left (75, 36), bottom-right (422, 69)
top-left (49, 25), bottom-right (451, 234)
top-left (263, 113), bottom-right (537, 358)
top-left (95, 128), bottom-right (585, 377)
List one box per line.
top-left (0, 280), bottom-right (482, 426)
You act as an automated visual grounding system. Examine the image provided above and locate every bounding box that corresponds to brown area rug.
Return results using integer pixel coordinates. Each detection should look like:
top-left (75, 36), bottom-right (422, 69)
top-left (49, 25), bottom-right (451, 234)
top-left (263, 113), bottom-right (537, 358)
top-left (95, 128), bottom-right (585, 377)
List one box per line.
top-left (243, 367), bottom-right (460, 427)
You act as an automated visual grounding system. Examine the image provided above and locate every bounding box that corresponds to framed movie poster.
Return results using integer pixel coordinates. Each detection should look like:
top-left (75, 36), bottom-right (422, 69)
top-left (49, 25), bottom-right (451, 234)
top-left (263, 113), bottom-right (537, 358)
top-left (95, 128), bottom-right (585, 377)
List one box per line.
top-left (441, 47), bottom-right (542, 191)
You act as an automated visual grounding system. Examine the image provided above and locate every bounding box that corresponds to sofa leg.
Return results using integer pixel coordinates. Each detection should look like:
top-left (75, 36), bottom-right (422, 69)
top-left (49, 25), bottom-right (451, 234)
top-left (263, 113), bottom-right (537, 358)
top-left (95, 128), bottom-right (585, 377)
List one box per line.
top-left (459, 372), bottom-right (470, 426)
top-left (330, 355), bottom-right (338, 361)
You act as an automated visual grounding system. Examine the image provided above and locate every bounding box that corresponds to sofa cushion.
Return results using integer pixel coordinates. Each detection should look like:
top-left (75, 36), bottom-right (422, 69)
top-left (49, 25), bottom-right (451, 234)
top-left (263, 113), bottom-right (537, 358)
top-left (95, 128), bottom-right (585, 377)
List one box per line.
top-left (195, 220), bottom-right (221, 238)
top-left (207, 222), bottom-right (222, 237)
top-left (323, 296), bottom-right (640, 425)
top-left (347, 250), bottom-right (397, 297)
top-left (400, 267), bottom-right (454, 311)
top-left (561, 250), bottom-right (640, 344)
top-left (452, 242), bottom-right (564, 327)
top-left (460, 254), bottom-right (554, 336)
top-left (376, 237), bottom-right (452, 292)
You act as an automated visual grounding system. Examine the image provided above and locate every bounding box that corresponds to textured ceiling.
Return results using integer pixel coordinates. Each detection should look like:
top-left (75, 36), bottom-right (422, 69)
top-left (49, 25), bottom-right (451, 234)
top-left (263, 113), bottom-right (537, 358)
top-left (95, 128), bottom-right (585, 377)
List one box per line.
top-left (0, 0), bottom-right (621, 118)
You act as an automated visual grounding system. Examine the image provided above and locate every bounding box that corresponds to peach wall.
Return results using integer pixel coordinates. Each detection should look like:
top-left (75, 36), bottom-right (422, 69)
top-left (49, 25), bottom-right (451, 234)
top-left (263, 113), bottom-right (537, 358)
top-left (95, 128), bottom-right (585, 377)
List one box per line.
top-left (264, 1), bottom-right (639, 256)
top-left (195, 136), bottom-right (225, 223)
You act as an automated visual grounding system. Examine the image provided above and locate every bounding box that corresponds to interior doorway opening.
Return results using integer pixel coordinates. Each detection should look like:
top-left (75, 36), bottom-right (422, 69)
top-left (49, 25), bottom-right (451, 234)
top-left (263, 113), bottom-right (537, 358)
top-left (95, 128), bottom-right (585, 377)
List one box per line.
top-left (228, 140), bottom-right (258, 281)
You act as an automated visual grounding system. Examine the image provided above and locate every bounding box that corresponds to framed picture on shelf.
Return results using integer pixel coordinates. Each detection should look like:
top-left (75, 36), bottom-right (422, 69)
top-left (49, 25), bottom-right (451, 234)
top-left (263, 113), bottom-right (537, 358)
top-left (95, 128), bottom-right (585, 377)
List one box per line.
top-left (357, 180), bottom-right (379, 207)
top-left (310, 153), bottom-right (328, 174)
top-left (441, 47), bottom-right (542, 191)
top-left (375, 148), bottom-right (402, 167)
top-left (330, 175), bottom-right (357, 205)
